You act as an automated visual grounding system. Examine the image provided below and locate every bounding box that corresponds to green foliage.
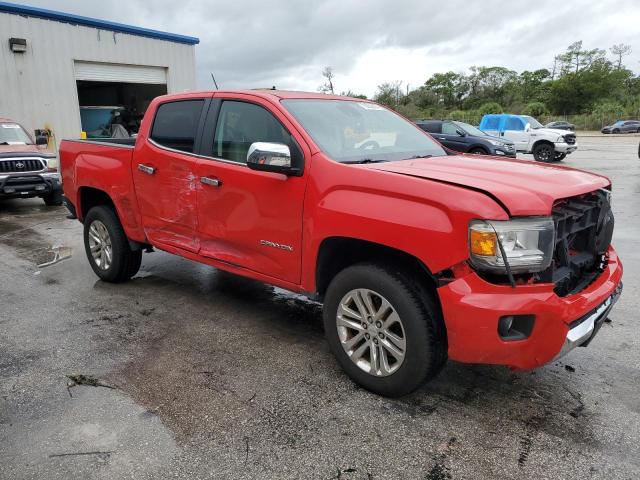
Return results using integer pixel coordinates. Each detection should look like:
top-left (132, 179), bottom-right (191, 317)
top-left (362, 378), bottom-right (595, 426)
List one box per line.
top-left (374, 40), bottom-right (639, 129)
top-left (522, 102), bottom-right (549, 117)
top-left (477, 102), bottom-right (503, 115)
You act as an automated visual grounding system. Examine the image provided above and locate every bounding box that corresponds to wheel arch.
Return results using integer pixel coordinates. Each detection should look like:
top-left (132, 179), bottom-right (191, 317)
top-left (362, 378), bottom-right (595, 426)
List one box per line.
top-left (315, 237), bottom-right (439, 301)
top-left (78, 186), bottom-right (115, 221)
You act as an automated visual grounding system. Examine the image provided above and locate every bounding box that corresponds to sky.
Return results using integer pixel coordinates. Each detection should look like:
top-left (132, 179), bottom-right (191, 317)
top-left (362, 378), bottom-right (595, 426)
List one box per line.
top-left (11, 0), bottom-right (640, 97)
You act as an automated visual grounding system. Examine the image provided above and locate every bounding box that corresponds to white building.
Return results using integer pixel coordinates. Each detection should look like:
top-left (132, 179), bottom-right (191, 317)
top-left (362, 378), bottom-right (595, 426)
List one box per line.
top-left (0, 2), bottom-right (198, 145)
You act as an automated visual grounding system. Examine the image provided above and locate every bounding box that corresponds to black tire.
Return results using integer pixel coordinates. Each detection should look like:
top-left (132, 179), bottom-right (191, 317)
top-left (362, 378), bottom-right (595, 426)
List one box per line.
top-left (42, 189), bottom-right (63, 206)
top-left (83, 206), bottom-right (142, 283)
top-left (323, 263), bottom-right (447, 397)
top-left (636, 128), bottom-right (640, 134)
top-left (469, 147), bottom-right (488, 155)
top-left (533, 143), bottom-right (555, 162)
top-left (612, 129), bottom-right (620, 134)
top-left (554, 153), bottom-right (567, 161)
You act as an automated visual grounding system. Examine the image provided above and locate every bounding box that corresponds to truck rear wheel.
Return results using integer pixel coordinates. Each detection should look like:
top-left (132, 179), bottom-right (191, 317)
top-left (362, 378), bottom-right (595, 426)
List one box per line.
top-left (323, 263), bottom-right (447, 397)
top-left (83, 206), bottom-right (142, 283)
top-left (533, 143), bottom-right (554, 162)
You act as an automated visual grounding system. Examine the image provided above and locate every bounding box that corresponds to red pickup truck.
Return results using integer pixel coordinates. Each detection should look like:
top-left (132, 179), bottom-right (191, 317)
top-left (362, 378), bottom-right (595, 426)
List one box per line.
top-left (60, 90), bottom-right (623, 397)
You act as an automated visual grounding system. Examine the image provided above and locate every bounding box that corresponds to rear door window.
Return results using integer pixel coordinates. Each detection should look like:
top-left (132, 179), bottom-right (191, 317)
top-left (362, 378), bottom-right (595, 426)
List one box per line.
top-left (504, 117), bottom-right (524, 131)
top-left (418, 122), bottom-right (442, 134)
top-left (151, 100), bottom-right (204, 153)
top-left (483, 117), bottom-right (500, 130)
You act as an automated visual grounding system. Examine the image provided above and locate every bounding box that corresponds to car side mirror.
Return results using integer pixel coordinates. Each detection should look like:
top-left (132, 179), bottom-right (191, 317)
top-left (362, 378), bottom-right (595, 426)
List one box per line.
top-left (247, 142), bottom-right (300, 176)
top-left (524, 123), bottom-right (531, 132)
top-left (35, 134), bottom-right (48, 145)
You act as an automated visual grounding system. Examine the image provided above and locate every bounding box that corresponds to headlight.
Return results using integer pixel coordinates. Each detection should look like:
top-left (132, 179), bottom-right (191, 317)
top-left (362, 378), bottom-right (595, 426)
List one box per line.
top-left (557, 135), bottom-right (565, 142)
top-left (469, 218), bottom-right (555, 273)
top-left (45, 157), bottom-right (58, 172)
top-left (487, 139), bottom-right (506, 146)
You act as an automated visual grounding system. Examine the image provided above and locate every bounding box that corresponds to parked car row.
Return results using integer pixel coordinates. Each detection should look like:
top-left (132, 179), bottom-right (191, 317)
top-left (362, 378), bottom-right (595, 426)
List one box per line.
top-left (417, 114), bottom-right (578, 162)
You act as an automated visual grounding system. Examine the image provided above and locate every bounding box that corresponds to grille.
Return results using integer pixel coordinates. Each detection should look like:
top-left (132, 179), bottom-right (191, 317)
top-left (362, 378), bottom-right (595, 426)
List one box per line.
top-left (0, 159), bottom-right (45, 173)
top-left (564, 134), bottom-right (576, 145)
top-left (543, 190), bottom-right (613, 296)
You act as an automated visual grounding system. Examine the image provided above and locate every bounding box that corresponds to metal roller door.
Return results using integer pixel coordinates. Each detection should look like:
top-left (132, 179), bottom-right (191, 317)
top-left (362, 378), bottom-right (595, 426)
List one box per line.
top-left (74, 61), bottom-right (167, 84)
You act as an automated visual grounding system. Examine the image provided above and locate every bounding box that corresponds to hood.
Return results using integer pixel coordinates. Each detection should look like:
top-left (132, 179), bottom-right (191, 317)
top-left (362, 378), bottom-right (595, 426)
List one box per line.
top-left (0, 143), bottom-right (43, 154)
top-left (534, 127), bottom-right (573, 137)
top-left (366, 155), bottom-right (609, 216)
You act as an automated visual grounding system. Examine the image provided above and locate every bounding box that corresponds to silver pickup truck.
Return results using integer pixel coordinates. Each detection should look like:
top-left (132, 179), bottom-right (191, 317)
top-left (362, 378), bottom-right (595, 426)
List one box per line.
top-left (0, 118), bottom-right (62, 206)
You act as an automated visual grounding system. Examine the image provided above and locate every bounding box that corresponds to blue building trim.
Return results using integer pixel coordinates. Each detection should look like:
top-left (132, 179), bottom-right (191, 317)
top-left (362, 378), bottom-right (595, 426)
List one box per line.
top-left (0, 1), bottom-right (200, 45)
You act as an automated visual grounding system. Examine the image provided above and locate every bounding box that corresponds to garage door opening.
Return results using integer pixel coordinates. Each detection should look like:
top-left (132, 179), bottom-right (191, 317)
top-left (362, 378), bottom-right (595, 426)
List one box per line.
top-left (77, 81), bottom-right (167, 138)
top-left (74, 61), bottom-right (168, 139)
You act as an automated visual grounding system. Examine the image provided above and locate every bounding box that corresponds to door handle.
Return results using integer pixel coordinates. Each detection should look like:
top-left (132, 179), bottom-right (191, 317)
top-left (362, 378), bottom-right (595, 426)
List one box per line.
top-left (438, 137), bottom-right (446, 140)
top-left (138, 163), bottom-right (156, 175)
top-left (201, 176), bottom-right (222, 187)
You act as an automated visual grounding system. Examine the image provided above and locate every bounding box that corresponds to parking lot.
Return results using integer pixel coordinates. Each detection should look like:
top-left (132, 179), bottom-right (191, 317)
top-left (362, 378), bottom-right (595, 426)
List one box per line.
top-left (0, 134), bottom-right (638, 479)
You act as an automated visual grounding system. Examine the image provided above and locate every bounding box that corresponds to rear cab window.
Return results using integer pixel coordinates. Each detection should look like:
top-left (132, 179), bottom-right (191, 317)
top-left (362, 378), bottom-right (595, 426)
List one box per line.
top-left (150, 100), bottom-right (204, 153)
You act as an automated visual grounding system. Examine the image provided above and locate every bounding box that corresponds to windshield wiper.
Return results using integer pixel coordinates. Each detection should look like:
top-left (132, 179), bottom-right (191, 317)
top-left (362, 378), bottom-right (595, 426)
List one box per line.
top-left (342, 158), bottom-right (388, 164)
top-left (403, 154), bottom-right (433, 160)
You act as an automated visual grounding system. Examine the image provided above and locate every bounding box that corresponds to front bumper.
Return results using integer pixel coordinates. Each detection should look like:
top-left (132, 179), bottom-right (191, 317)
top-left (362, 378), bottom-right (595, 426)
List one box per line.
top-left (554, 141), bottom-right (578, 154)
top-left (437, 246), bottom-right (623, 370)
top-left (491, 146), bottom-right (517, 157)
top-left (0, 172), bottom-right (61, 199)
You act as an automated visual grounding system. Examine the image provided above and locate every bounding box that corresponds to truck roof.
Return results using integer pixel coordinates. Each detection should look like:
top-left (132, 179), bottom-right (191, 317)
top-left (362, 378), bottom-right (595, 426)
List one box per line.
top-left (154, 90), bottom-right (365, 102)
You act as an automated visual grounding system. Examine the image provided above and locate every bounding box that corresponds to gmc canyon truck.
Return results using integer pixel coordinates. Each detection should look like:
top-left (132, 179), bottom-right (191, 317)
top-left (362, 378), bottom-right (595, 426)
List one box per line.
top-left (60, 91), bottom-right (623, 397)
top-left (0, 118), bottom-right (62, 206)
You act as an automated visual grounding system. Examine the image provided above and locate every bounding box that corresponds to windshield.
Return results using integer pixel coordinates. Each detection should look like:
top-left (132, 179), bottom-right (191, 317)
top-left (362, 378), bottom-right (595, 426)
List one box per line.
top-left (0, 123), bottom-right (32, 144)
top-left (522, 116), bottom-right (543, 129)
top-left (614, 121), bottom-right (625, 126)
top-left (452, 121), bottom-right (487, 137)
top-left (282, 99), bottom-right (446, 162)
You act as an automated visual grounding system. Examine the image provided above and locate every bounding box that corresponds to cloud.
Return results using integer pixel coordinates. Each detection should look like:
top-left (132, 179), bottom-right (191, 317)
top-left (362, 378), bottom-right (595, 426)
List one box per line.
top-left (14, 0), bottom-right (640, 96)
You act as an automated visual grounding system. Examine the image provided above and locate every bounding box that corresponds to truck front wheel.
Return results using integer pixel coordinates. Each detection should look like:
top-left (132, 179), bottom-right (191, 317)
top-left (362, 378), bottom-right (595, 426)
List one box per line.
top-left (83, 206), bottom-right (142, 283)
top-left (533, 143), bottom-right (554, 162)
top-left (323, 263), bottom-right (447, 397)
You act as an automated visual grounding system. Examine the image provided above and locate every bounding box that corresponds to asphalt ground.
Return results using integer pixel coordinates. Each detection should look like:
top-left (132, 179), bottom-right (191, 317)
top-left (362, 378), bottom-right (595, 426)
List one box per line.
top-left (0, 134), bottom-right (638, 479)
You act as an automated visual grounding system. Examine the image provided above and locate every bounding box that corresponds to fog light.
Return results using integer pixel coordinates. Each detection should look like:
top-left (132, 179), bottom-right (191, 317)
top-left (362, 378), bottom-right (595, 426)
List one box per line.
top-left (498, 315), bottom-right (535, 341)
top-left (495, 150), bottom-right (505, 155)
top-left (35, 185), bottom-right (45, 191)
top-left (4, 187), bottom-right (15, 193)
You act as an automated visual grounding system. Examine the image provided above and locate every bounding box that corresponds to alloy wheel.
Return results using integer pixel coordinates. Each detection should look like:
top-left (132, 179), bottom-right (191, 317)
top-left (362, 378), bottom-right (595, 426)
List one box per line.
top-left (336, 288), bottom-right (406, 377)
top-left (88, 220), bottom-right (113, 270)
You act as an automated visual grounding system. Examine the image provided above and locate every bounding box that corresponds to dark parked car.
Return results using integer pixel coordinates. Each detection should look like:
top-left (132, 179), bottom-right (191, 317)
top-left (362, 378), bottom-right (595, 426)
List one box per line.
top-left (601, 120), bottom-right (640, 134)
top-left (416, 120), bottom-right (516, 157)
top-left (545, 121), bottom-right (575, 131)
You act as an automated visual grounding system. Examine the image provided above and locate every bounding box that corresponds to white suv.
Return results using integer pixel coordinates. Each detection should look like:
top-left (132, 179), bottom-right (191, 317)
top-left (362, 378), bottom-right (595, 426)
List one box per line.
top-left (479, 114), bottom-right (578, 162)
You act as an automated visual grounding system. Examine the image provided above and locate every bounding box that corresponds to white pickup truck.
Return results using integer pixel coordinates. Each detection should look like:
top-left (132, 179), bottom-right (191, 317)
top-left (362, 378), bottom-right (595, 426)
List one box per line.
top-left (479, 114), bottom-right (578, 162)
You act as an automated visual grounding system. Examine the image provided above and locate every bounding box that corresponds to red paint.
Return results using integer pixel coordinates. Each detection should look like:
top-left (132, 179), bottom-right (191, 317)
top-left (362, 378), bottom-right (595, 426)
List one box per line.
top-left (60, 89), bottom-right (623, 370)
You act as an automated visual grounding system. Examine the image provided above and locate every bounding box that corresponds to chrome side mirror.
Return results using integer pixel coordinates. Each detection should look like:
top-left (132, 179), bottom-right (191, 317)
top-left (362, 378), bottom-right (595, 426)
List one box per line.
top-left (524, 123), bottom-right (531, 132)
top-left (247, 142), bottom-right (299, 175)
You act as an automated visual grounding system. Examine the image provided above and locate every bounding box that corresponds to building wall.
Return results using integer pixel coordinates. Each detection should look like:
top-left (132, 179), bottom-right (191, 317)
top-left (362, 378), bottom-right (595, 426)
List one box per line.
top-left (0, 12), bottom-right (196, 146)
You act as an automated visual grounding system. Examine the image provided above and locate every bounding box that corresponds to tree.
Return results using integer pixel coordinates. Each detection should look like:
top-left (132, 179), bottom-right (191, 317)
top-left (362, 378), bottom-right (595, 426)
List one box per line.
top-left (374, 81), bottom-right (403, 108)
top-left (610, 43), bottom-right (632, 69)
top-left (558, 41), bottom-right (606, 75)
top-left (319, 66), bottom-right (335, 94)
top-left (340, 90), bottom-right (367, 99)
